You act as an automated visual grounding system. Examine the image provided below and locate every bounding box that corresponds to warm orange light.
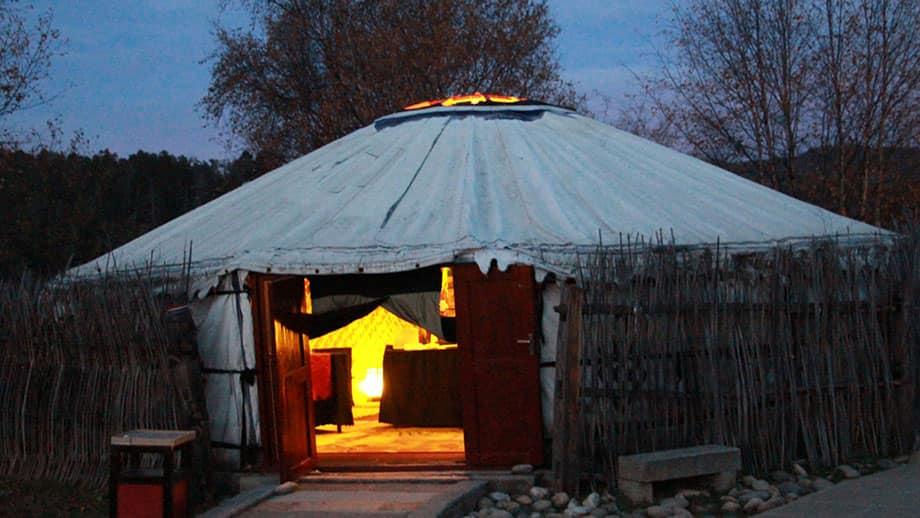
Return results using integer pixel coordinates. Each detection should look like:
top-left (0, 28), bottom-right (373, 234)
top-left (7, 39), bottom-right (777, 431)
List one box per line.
top-left (439, 267), bottom-right (455, 317)
top-left (358, 368), bottom-right (383, 398)
top-left (442, 93), bottom-right (488, 106)
top-left (403, 93), bottom-right (526, 111)
top-left (403, 99), bottom-right (438, 110)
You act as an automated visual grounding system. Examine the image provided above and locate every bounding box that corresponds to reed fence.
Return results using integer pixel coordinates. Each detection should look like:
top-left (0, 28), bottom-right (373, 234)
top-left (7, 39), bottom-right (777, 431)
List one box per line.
top-left (567, 232), bottom-right (918, 489)
top-left (0, 273), bottom-right (192, 488)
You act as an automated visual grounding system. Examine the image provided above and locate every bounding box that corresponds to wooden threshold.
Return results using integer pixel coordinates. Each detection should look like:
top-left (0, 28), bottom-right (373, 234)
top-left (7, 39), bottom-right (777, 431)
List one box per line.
top-left (316, 452), bottom-right (466, 472)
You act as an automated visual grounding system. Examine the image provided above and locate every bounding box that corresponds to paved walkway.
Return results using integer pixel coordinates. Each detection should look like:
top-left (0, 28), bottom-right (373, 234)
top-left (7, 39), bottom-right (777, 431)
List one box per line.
top-left (233, 472), bottom-right (500, 517)
top-left (762, 463), bottom-right (920, 517)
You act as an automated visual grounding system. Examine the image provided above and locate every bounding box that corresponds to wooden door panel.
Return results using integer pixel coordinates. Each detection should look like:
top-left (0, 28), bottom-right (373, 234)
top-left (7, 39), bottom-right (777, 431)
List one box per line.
top-left (474, 359), bottom-right (542, 465)
top-left (455, 264), bottom-right (543, 467)
top-left (257, 277), bottom-right (316, 482)
top-left (280, 365), bottom-right (313, 478)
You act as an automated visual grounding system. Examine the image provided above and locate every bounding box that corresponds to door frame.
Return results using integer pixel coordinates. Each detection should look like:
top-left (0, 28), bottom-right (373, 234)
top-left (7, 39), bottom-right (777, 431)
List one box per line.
top-left (250, 264), bottom-right (545, 472)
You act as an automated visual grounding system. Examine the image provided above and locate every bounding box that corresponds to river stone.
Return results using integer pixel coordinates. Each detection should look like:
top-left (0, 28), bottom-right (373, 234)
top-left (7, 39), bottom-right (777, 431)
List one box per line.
top-left (511, 464), bottom-right (534, 474)
top-left (792, 463), bottom-right (808, 477)
top-left (711, 471), bottom-right (736, 493)
top-left (589, 508), bottom-right (607, 517)
top-left (644, 505), bottom-right (670, 518)
top-left (671, 508), bottom-right (693, 518)
top-left (533, 499), bottom-right (552, 512)
top-left (676, 489), bottom-right (703, 499)
top-left (530, 486), bottom-right (550, 500)
top-left (478, 497), bottom-right (495, 509)
top-left (786, 493), bottom-right (799, 501)
top-left (812, 477), bottom-right (835, 491)
top-left (498, 501), bottom-right (520, 513)
top-left (750, 478), bottom-right (772, 491)
top-left (583, 492), bottom-right (601, 509)
top-left (738, 490), bottom-right (771, 505)
top-left (515, 494), bottom-right (533, 505)
top-left (741, 475), bottom-right (756, 487)
top-left (771, 470), bottom-right (795, 483)
top-left (721, 501), bottom-right (741, 513)
top-left (602, 502), bottom-right (619, 513)
top-left (660, 495), bottom-right (689, 509)
top-left (835, 464), bottom-right (860, 479)
top-left (777, 481), bottom-right (804, 497)
top-left (551, 492), bottom-right (570, 508)
top-left (273, 481), bottom-right (298, 495)
top-left (490, 491), bottom-right (511, 502)
top-left (567, 505), bottom-right (589, 515)
top-left (742, 497), bottom-right (764, 513)
top-left (489, 511), bottom-right (513, 518)
top-left (877, 458), bottom-right (898, 469)
top-left (529, 514), bottom-right (542, 518)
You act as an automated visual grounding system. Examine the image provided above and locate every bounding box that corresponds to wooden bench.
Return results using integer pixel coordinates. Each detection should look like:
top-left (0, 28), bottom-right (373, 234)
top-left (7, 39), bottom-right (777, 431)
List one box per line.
top-left (617, 445), bottom-right (741, 505)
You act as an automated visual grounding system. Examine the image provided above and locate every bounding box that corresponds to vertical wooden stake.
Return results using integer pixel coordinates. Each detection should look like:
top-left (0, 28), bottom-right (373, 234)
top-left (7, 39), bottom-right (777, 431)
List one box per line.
top-left (552, 282), bottom-right (583, 494)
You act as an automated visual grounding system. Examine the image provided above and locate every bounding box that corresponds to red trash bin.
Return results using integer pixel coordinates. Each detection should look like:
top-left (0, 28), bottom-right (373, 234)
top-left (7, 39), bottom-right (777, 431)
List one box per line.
top-left (110, 430), bottom-right (196, 518)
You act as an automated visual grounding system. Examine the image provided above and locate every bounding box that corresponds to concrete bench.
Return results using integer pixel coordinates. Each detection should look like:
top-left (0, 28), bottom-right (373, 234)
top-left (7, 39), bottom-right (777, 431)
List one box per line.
top-left (617, 445), bottom-right (741, 505)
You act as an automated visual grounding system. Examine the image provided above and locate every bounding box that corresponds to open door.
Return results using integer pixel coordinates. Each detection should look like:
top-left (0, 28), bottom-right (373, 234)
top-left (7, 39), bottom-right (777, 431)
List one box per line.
top-left (255, 276), bottom-right (317, 482)
top-left (454, 264), bottom-right (544, 466)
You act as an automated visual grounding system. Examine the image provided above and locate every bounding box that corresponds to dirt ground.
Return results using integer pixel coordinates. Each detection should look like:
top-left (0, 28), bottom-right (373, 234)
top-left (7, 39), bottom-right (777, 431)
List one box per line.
top-left (0, 478), bottom-right (106, 517)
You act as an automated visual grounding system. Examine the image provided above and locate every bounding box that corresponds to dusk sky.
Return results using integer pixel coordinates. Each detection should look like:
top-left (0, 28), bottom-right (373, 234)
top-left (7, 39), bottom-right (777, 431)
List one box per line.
top-left (7, 1), bottom-right (672, 160)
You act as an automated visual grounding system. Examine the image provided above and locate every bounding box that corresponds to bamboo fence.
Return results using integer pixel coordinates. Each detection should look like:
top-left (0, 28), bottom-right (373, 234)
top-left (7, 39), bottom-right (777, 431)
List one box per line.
top-left (0, 273), bottom-right (189, 488)
top-left (574, 232), bottom-right (919, 485)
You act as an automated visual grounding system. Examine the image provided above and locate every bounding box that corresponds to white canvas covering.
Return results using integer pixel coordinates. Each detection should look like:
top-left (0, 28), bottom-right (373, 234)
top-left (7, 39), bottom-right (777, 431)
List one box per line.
top-left (71, 104), bottom-right (885, 283)
top-left (540, 280), bottom-right (562, 436)
top-left (188, 272), bottom-right (260, 467)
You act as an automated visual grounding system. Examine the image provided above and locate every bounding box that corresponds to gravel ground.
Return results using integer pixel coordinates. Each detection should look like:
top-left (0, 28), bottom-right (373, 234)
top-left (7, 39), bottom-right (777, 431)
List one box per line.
top-left (0, 478), bottom-right (106, 517)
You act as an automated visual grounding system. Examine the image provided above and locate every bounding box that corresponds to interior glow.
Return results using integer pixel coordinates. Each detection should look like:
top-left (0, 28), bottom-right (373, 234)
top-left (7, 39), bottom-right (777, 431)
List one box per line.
top-left (439, 267), bottom-right (455, 317)
top-left (358, 368), bottom-right (383, 398)
top-left (404, 92), bottom-right (525, 111)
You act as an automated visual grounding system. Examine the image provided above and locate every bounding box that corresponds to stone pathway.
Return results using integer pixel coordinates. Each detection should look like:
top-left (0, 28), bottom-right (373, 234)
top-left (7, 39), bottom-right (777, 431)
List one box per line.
top-left (236, 472), bottom-right (497, 517)
top-left (760, 462), bottom-right (920, 517)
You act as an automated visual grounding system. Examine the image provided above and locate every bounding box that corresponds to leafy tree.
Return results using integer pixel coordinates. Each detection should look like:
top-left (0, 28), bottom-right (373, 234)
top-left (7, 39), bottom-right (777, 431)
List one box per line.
top-left (204, 0), bottom-right (581, 166)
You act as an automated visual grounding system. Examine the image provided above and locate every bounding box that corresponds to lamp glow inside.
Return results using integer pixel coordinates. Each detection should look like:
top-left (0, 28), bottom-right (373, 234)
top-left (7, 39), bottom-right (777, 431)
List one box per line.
top-left (359, 368), bottom-right (383, 399)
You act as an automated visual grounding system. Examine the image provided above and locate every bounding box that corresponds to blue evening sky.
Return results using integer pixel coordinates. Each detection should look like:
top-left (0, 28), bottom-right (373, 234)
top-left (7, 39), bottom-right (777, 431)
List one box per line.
top-left (6, 1), bottom-right (672, 160)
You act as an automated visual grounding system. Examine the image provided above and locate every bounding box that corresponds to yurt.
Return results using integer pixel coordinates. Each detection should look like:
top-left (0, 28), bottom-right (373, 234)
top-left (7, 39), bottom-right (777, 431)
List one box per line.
top-left (70, 94), bottom-right (884, 481)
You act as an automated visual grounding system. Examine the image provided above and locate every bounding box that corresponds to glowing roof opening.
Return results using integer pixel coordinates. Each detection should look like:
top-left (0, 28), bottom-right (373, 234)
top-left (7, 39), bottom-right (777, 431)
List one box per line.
top-left (404, 92), bottom-right (525, 111)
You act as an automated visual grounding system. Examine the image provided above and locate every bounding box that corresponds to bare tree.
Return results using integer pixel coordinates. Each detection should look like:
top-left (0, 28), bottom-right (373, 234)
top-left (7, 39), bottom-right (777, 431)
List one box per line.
top-left (204, 0), bottom-right (582, 166)
top-left (815, 0), bottom-right (920, 222)
top-left (631, 0), bottom-right (920, 226)
top-left (0, 1), bottom-right (62, 148)
top-left (638, 0), bottom-right (815, 190)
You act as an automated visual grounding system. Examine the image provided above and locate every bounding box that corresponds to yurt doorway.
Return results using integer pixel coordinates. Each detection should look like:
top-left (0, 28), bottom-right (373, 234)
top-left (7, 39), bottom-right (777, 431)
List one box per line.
top-left (251, 264), bottom-right (543, 478)
top-left (307, 267), bottom-right (465, 466)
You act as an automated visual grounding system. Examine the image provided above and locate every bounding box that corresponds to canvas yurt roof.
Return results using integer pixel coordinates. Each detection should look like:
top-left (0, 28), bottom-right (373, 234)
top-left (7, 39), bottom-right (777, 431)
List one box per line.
top-left (71, 100), bottom-right (885, 282)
